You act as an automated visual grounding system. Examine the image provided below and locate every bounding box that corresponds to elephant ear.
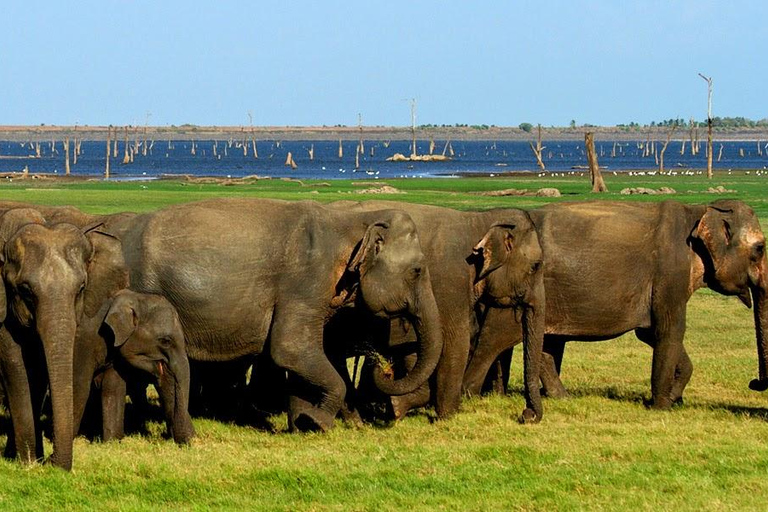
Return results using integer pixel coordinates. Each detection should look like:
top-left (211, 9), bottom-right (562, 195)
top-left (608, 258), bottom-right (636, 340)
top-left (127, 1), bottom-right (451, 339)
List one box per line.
top-left (693, 205), bottom-right (734, 268)
top-left (347, 221), bottom-right (390, 274)
top-left (83, 230), bottom-right (130, 318)
top-left (471, 223), bottom-right (516, 281)
top-left (0, 208), bottom-right (46, 323)
top-left (103, 292), bottom-right (139, 348)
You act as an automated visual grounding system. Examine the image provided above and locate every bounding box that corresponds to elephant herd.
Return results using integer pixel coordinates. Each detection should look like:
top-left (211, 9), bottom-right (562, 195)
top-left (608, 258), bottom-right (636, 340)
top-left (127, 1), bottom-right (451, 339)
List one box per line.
top-left (0, 196), bottom-right (766, 471)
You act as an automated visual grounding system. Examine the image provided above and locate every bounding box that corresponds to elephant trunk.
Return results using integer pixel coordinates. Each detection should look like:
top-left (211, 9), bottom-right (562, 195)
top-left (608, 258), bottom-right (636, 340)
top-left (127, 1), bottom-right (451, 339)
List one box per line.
top-left (373, 278), bottom-right (443, 396)
top-left (38, 302), bottom-right (77, 470)
top-left (157, 354), bottom-right (195, 444)
top-left (749, 263), bottom-right (768, 391)
top-left (519, 278), bottom-right (544, 423)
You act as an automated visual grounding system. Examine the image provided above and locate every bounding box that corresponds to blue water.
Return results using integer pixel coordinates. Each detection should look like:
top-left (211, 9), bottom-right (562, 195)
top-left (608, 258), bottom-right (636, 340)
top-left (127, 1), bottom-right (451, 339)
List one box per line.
top-left (1, 139), bottom-right (767, 180)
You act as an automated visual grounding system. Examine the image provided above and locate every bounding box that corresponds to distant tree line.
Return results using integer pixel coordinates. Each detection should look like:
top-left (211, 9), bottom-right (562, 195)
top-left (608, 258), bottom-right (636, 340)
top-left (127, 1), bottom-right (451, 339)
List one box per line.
top-left (617, 117), bottom-right (768, 129)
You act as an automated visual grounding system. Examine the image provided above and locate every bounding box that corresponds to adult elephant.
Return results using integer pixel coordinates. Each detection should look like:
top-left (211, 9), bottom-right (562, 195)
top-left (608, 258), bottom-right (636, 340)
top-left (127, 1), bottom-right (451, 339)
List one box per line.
top-left (0, 208), bottom-right (124, 470)
top-left (327, 201), bottom-right (545, 422)
top-left (463, 199), bottom-right (768, 409)
top-left (111, 198), bottom-right (443, 431)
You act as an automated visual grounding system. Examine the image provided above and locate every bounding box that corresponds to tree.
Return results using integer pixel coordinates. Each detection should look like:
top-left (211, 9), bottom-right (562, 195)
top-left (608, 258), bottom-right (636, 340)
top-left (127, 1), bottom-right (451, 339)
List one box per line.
top-left (658, 122), bottom-right (678, 174)
top-left (698, 73), bottom-right (714, 179)
top-left (529, 124), bottom-right (546, 171)
top-left (519, 122), bottom-right (533, 133)
top-left (585, 132), bottom-right (607, 192)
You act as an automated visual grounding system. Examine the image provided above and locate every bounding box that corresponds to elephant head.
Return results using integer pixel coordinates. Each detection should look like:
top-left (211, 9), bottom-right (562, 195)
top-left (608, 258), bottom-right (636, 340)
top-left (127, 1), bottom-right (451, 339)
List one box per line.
top-left (103, 290), bottom-right (194, 444)
top-left (691, 200), bottom-right (768, 392)
top-left (471, 220), bottom-right (543, 308)
top-left (469, 214), bottom-right (545, 423)
top-left (343, 210), bottom-right (443, 397)
top-left (0, 213), bottom-right (120, 470)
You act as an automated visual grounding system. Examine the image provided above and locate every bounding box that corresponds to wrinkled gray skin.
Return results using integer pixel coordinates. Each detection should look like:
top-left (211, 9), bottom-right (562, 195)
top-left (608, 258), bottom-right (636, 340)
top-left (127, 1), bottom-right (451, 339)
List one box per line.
top-left (464, 200), bottom-right (768, 409)
top-left (0, 207), bottom-right (123, 470)
top-left (327, 201), bottom-right (545, 422)
top-left (73, 289), bottom-right (194, 444)
top-left (111, 198), bottom-right (443, 431)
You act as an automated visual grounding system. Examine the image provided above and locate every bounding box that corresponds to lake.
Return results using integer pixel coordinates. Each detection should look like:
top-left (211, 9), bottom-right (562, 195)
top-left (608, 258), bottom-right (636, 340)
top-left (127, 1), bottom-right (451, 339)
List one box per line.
top-left (1, 139), bottom-right (767, 180)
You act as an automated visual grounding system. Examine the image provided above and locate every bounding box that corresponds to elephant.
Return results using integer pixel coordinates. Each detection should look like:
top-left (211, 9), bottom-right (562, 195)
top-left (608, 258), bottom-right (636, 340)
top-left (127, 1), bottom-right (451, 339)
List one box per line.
top-left (105, 198), bottom-right (443, 432)
top-left (73, 289), bottom-right (194, 444)
top-left (323, 201), bottom-right (545, 423)
top-left (0, 208), bottom-right (125, 470)
top-left (462, 199), bottom-right (768, 409)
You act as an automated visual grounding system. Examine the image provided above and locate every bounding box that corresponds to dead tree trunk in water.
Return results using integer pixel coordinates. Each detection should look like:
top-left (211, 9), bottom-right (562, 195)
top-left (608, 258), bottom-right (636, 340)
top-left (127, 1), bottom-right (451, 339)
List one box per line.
top-left (586, 132), bottom-right (607, 192)
top-left (105, 126), bottom-right (111, 179)
top-left (699, 73), bottom-right (714, 178)
top-left (64, 138), bottom-right (71, 175)
top-left (689, 118), bottom-right (697, 156)
top-left (658, 123), bottom-right (678, 174)
top-left (529, 124), bottom-right (546, 170)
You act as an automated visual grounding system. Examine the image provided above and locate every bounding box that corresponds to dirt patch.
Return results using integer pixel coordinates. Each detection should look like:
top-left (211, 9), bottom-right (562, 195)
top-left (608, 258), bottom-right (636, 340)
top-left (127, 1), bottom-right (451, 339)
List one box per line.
top-left (355, 185), bottom-right (404, 194)
top-left (472, 187), bottom-right (561, 197)
top-left (620, 187), bottom-right (676, 195)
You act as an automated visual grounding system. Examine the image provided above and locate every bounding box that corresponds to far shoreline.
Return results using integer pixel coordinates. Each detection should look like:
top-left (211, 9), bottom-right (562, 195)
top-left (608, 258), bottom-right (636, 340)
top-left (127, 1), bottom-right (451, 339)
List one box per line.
top-left (1, 125), bottom-right (768, 143)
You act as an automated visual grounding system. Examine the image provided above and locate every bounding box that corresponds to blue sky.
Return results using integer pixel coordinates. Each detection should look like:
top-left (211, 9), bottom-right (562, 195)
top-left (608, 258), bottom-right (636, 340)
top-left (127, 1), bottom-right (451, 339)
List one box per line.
top-left (1, 1), bottom-right (766, 127)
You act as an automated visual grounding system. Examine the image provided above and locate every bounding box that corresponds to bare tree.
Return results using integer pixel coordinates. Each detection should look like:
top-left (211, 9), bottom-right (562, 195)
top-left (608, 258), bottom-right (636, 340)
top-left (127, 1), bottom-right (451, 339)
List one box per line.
top-left (105, 125), bottom-right (111, 179)
top-left (64, 138), bottom-right (71, 175)
top-left (658, 122), bottom-right (678, 173)
top-left (699, 73), bottom-right (714, 178)
top-left (529, 124), bottom-right (546, 170)
top-left (586, 132), bottom-right (607, 192)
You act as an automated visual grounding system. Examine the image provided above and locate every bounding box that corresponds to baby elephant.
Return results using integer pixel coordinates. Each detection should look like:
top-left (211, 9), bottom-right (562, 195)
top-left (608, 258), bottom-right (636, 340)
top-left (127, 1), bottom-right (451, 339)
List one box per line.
top-left (74, 290), bottom-right (195, 444)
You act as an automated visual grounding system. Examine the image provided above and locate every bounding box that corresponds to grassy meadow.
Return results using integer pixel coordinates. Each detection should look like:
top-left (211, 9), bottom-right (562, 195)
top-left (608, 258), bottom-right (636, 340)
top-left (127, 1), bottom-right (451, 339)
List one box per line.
top-left (1, 170), bottom-right (768, 511)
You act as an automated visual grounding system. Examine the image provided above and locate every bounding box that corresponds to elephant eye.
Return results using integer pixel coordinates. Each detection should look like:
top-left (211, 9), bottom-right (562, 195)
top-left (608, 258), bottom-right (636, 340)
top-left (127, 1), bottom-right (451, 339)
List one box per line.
top-left (18, 282), bottom-right (33, 297)
top-left (753, 242), bottom-right (765, 261)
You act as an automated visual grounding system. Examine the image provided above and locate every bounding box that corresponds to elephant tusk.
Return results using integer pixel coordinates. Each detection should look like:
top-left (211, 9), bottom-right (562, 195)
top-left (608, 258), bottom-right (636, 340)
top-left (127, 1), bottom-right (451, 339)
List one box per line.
top-left (157, 361), bottom-right (164, 377)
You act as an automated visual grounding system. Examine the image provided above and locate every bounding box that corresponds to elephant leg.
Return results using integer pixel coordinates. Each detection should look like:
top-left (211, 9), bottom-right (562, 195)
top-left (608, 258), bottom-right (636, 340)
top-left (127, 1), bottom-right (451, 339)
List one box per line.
top-left (636, 327), bottom-right (693, 405)
top-left (465, 308), bottom-right (519, 397)
top-left (249, 352), bottom-right (288, 417)
top-left (464, 333), bottom-right (518, 397)
top-left (434, 322), bottom-right (473, 419)
top-left (100, 367), bottom-right (127, 441)
top-left (483, 349), bottom-right (513, 395)
top-left (327, 351), bottom-right (363, 427)
top-left (271, 309), bottom-right (345, 432)
top-left (73, 359), bottom-right (99, 438)
top-left (540, 338), bottom-right (569, 398)
top-left (670, 347), bottom-right (693, 404)
top-left (0, 331), bottom-right (39, 462)
top-left (648, 304), bottom-right (686, 410)
top-left (390, 380), bottom-right (431, 421)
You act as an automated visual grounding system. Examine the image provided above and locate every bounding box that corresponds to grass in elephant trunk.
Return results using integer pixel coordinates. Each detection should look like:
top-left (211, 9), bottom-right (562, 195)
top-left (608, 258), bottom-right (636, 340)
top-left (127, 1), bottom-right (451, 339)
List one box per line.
top-left (1, 175), bottom-right (768, 509)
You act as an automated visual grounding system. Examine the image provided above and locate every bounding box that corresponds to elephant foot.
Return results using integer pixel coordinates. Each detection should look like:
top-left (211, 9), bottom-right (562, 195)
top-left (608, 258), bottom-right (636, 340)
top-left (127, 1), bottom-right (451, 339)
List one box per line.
top-left (671, 397), bottom-right (684, 408)
top-left (45, 452), bottom-right (73, 471)
top-left (389, 396), bottom-right (409, 421)
top-left (540, 382), bottom-right (569, 399)
top-left (291, 408), bottom-right (335, 433)
top-left (517, 408), bottom-right (540, 425)
top-left (645, 397), bottom-right (673, 410)
top-left (339, 407), bottom-right (365, 429)
top-left (749, 378), bottom-right (768, 392)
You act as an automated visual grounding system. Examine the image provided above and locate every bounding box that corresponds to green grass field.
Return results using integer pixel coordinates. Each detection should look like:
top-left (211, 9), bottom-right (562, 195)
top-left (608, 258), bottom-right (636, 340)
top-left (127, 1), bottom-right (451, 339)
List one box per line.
top-left (1, 171), bottom-right (768, 511)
